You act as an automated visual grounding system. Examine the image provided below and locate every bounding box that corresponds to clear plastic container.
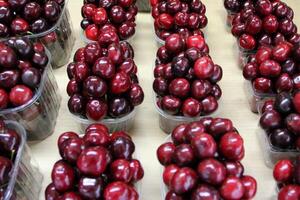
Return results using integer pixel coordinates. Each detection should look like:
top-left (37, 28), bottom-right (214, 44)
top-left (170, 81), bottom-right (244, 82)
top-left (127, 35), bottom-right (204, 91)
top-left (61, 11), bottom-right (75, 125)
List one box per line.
top-left (0, 52), bottom-right (61, 141)
top-left (72, 109), bottom-right (137, 133)
top-left (154, 95), bottom-right (219, 134)
top-left (244, 81), bottom-right (275, 113)
top-left (256, 127), bottom-right (300, 168)
top-left (1, 120), bottom-right (43, 200)
top-left (226, 11), bottom-right (237, 28)
top-left (2, 1), bottom-right (75, 69)
top-left (238, 49), bottom-right (256, 69)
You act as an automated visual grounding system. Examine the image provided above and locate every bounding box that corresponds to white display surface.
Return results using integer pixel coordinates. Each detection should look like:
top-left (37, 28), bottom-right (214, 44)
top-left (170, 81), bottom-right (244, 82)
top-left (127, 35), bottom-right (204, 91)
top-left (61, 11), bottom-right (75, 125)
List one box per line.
top-left (31, 1), bottom-right (300, 199)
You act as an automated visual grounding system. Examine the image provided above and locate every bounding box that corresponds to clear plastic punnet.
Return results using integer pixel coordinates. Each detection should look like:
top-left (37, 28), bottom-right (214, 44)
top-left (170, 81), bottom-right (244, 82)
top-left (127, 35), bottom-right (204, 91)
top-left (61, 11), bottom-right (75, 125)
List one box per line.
top-left (1, 120), bottom-right (43, 200)
top-left (153, 94), bottom-right (218, 134)
top-left (0, 52), bottom-right (61, 141)
top-left (72, 109), bottom-right (137, 134)
top-left (256, 126), bottom-right (300, 168)
top-left (0, 1), bottom-right (75, 69)
top-left (244, 81), bottom-right (276, 113)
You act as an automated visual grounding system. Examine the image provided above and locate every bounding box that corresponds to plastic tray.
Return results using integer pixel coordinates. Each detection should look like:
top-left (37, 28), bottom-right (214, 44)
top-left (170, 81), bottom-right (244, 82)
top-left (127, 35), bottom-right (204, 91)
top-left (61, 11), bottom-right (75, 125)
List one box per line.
top-left (153, 94), bottom-right (219, 134)
top-left (72, 109), bottom-right (137, 133)
top-left (256, 127), bottom-right (300, 168)
top-left (244, 81), bottom-right (275, 113)
top-left (0, 52), bottom-right (61, 141)
top-left (1, 120), bottom-right (43, 200)
top-left (0, 1), bottom-right (75, 69)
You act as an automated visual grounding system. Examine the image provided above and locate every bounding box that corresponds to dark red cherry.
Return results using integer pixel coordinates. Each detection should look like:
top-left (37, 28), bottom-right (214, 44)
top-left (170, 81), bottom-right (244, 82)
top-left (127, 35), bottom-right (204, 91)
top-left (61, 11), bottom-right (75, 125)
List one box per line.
top-left (51, 160), bottom-right (75, 193)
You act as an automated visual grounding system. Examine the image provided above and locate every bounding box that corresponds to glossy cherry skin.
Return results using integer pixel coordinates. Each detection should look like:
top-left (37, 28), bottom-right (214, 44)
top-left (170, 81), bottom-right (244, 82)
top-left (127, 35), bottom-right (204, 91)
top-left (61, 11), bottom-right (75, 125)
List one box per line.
top-left (83, 129), bottom-right (110, 147)
top-left (103, 181), bottom-right (132, 200)
top-left (98, 30), bottom-right (119, 48)
top-left (273, 159), bottom-right (293, 183)
top-left (74, 62), bottom-right (90, 82)
top-left (163, 164), bottom-right (180, 187)
top-left (9, 85), bottom-right (33, 106)
top-left (260, 110), bottom-right (282, 130)
top-left (253, 77), bottom-right (272, 94)
top-left (86, 99), bottom-right (108, 121)
top-left (191, 133), bottom-right (217, 159)
top-left (245, 15), bottom-right (262, 35)
top-left (110, 72), bottom-right (131, 94)
top-left (278, 185), bottom-right (300, 200)
top-left (78, 177), bottom-right (104, 199)
top-left (157, 142), bottom-right (175, 166)
top-left (77, 146), bottom-right (110, 177)
top-left (44, 1), bottom-right (60, 22)
top-left (83, 76), bottom-right (107, 98)
top-left (128, 84), bottom-right (144, 106)
top-left (108, 97), bottom-right (131, 117)
top-left (85, 24), bottom-right (99, 41)
top-left (153, 77), bottom-right (168, 96)
top-left (0, 89), bottom-right (8, 109)
top-left (0, 46), bottom-right (17, 68)
top-left (171, 124), bottom-right (188, 145)
top-left (45, 183), bottom-right (60, 200)
top-left (173, 144), bottom-right (195, 166)
top-left (224, 161), bottom-right (244, 178)
top-left (0, 156), bottom-right (12, 184)
top-left (194, 56), bottom-right (214, 79)
top-left (86, 123), bottom-right (109, 134)
top-left (110, 136), bottom-right (135, 159)
top-left (293, 92), bottom-right (300, 114)
top-left (259, 60), bottom-right (281, 77)
top-left (285, 114), bottom-right (300, 135)
top-left (186, 35), bottom-right (205, 50)
top-left (51, 160), bottom-right (75, 193)
top-left (239, 34), bottom-right (256, 50)
top-left (219, 132), bottom-right (244, 161)
top-left (21, 67), bottom-right (41, 88)
top-left (276, 73), bottom-right (293, 93)
top-left (197, 158), bottom-right (226, 185)
top-left (208, 118), bottom-right (233, 139)
top-left (191, 184), bottom-right (221, 200)
top-left (170, 167), bottom-right (197, 194)
top-left (0, 128), bottom-right (20, 153)
top-left (165, 34), bottom-right (184, 53)
top-left (241, 176), bottom-right (257, 199)
top-left (165, 191), bottom-right (184, 200)
top-left (161, 95), bottom-right (182, 115)
top-left (130, 159), bottom-right (144, 182)
top-left (201, 96), bottom-right (218, 114)
top-left (61, 192), bottom-right (81, 200)
top-left (168, 78), bottom-right (190, 98)
top-left (110, 159), bottom-right (133, 183)
top-left (93, 57), bottom-right (115, 79)
top-left (68, 94), bottom-right (85, 115)
top-left (220, 176), bottom-right (245, 200)
top-left (263, 15), bottom-right (278, 33)
top-left (60, 137), bottom-right (85, 164)
top-left (182, 98), bottom-right (201, 117)
top-left (171, 56), bottom-right (190, 78)
top-left (57, 131), bottom-right (79, 148)
top-left (184, 121), bottom-right (205, 141)
top-left (11, 18), bottom-right (29, 35)
top-left (0, 69), bottom-right (21, 89)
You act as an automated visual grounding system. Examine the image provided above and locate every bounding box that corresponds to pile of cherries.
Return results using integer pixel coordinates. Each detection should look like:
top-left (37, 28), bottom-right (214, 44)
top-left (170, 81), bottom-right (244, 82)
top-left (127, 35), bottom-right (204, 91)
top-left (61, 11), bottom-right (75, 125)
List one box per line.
top-left (229, 0), bottom-right (298, 52)
top-left (150, 0), bottom-right (208, 41)
top-left (243, 42), bottom-right (300, 95)
top-left (45, 123), bottom-right (144, 200)
top-left (0, 38), bottom-right (49, 110)
top-left (259, 91), bottom-right (300, 150)
top-left (157, 118), bottom-right (257, 199)
top-left (153, 34), bottom-right (222, 117)
top-left (273, 157), bottom-right (300, 199)
top-left (0, 120), bottom-right (21, 198)
top-left (0, 0), bottom-right (65, 37)
top-left (67, 41), bottom-right (144, 121)
top-left (82, 0), bottom-right (137, 41)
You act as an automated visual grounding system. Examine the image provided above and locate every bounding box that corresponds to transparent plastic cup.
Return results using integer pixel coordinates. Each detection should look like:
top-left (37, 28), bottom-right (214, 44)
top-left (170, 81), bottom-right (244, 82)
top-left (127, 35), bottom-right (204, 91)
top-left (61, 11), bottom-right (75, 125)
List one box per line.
top-left (238, 49), bottom-right (256, 69)
top-left (226, 11), bottom-right (237, 28)
top-left (256, 127), bottom-right (300, 168)
top-left (244, 81), bottom-right (275, 113)
top-left (72, 109), bottom-right (137, 133)
top-left (160, 135), bottom-right (171, 199)
top-left (153, 95), bottom-right (219, 134)
top-left (1, 120), bottom-right (43, 200)
top-left (1, 1), bottom-right (75, 69)
top-left (0, 52), bottom-right (61, 141)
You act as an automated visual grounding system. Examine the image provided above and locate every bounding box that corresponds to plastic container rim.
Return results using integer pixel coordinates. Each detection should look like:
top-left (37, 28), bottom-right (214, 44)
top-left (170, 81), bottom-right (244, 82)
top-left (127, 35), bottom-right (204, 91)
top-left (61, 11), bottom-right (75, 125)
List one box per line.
top-left (0, 49), bottom-right (52, 115)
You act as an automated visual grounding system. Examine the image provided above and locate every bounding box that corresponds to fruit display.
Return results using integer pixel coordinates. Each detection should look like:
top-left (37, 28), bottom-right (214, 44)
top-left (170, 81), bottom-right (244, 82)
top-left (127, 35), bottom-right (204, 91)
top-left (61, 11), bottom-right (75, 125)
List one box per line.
top-left (0, 38), bottom-right (61, 141)
top-left (150, 0), bottom-right (208, 42)
top-left (67, 41), bottom-right (144, 131)
top-left (223, 0), bottom-right (249, 26)
top-left (273, 157), bottom-right (300, 199)
top-left (157, 118), bottom-right (257, 199)
top-left (45, 123), bottom-right (144, 200)
top-left (153, 33), bottom-right (222, 132)
top-left (257, 91), bottom-right (300, 166)
top-left (0, 0), bottom-right (75, 68)
top-left (81, 0), bottom-right (138, 42)
top-left (0, 120), bottom-right (43, 200)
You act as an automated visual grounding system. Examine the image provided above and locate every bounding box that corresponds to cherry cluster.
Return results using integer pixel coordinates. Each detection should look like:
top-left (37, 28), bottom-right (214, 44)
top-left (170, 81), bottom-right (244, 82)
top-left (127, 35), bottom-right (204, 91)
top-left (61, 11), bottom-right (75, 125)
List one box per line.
top-left (273, 157), bottom-right (300, 200)
top-left (0, 120), bottom-right (21, 198)
top-left (0, 38), bottom-right (48, 110)
top-left (259, 91), bottom-right (300, 150)
top-left (82, 0), bottom-right (137, 41)
top-left (243, 42), bottom-right (300, 95)
top-left (157, 118), bottom-right (257, 199)
top-left (153, 34), bottom-right (222, 117)
top-left (67, 41), bottom-right (144, 121)
top-left (45, 123), bottom-right (144, 200)
top-left (150, 0), bottom-right (208, 41)
top-left (0, 0), bottom-right (65, 37)
top-left (224, 0), bottom-right (249, 14)
top-left (229, 0), bottom-right (298, 51)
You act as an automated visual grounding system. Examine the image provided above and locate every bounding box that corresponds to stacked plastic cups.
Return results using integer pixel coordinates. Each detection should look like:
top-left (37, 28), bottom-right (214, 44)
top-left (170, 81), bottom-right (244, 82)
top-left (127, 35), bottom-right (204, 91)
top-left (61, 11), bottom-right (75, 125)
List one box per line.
top-left (224, 0), bottom-right (300, 198)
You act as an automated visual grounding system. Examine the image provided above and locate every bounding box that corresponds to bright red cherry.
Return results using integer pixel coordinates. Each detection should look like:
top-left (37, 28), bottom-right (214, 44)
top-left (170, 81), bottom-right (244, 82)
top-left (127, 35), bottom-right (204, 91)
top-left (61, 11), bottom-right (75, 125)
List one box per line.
top-left (220, 177), bottom-right (245, 200)
top-left (170, 167), bottom-right (197, 194)
top-left (194, 56), bottom-right (214, 79)
top-left (273, 159), bottom-right (294, 182)
top-left (9, 85), bottom-right (33, 106)
top-left (51, 160), bottom-right (75, 193)
top-left (191, 133), bottom-right (217, 159)
top-left (157, 142), bottom-right (175, 166)
top-left (241, 175), bottom-right (257, 199)
top-left (197, 158), bottom-right (227, 185)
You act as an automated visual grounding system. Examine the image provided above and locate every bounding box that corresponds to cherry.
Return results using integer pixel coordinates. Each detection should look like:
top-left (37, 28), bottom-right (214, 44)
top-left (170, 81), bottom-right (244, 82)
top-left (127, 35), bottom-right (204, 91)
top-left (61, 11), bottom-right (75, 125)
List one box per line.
top-left (186, 35), bottom-right (205, 50)
top-left (21, 67), bottom-right (41, 88)
top-left (57, 131), bottom-right (79, 148)
top-left (108, 97), bottom-right (131, 117)
top-left (239, 34), bottom-right (256, 50)
top-left (11, 18), bottom-right (29, 35)
top-left (245, 15), bottom-right (262, 35)
top-left (182, 98), bottom-right (201, 117)
top-left (77, 146), bottom-right (109, 177)
top-left (173, 144), bottom-right (195, 166)
top-left (208, 118), bottom-right (233, 139)
top-left (171, 124), bottom-right (188, 145)
top-left (45, 183), bottom-right (60, 200)
top-left (86, 99), bottom-right (108, 121)
top-left (256, 0), bottom-right (273, 16)
top-left (170, 167), bottom-right (197, 194)
top-left (293, 92), bottom-right (300, 114)
top-left (85, 24), bottom-right (99, 41)
top-left (81, 4), bottom-right (96, 20)
top-left (83, 129), bottom-right (110, 147)
top-left (110, 5), bottom-right (125, 24)
top-left (169, 78), bottom-right (190, 98)
top-left (157, 142), bottom-right (175, 166)
top-left (184, 121), bottom-right (205, 141)
top-left (161, 95), bottom-right (181, 115)
top-left (83, 76), bottom-right (107, 98)
top-left (110, 72), bottom-right (131, 94)
top-left (44, 1), bottom-right (60, 22)
top-left (276, 73), bottom-right (293, 93)
top-left (194, 56), bottom-right (214, 79)
top-left (0, 128), bottom-right (20, 153)
top-left (278, 185), bottom-right (300, 200)
top-left (197, 158), bottom-right (226, 185)
top-left (110, 136), bottom-right (135, 159)
top-left (273, 159), bottom-right (293, 182)
top-left (285, 114), bottom-right (300, 135)
top-left (68, 94), bottom-right (85, 115)
top-left (103, 181), bottom-right (131, 200)
top-left (259, 110), bottom-right (282, 130)
top-left (0, 156), bottom-right (12, 184)
top-left (253, 77), bottom-right (272, 94)
top-left (61, 192), bottom-right (82, 200)
top-left (191, 133), bottom-right (217, 159)
top-left (153, 78), bottom-right (168, 96)
top-left (191, 184), bottom-right (221, 200)
top-left (0, 70), bottom-right (20, 89)
top-left (93, 8), bottom-right (108, 25)
top-left (78, 177), bottom-right (104, 199)
top-left (86, 123), bottom-right (109, 134)
top-left (0, 89), bottom-right (8, 109)
top-left (60, 137), bottom-right (85, 164)
top-left (0, 46), bottom-right (17, 68)
top-left (224, 161), bottom-right (244, 178)
top-left (51, 160), bottom-right (75, 193)
top-left (165, 34), bottom-right (184, 53)
top-left (220, 177), bottom-right (245, 200)
top-left (163, 164), bottom-right (180, 186)
top-left (9, 84), bottom-right (33, 106)
top-left (191, 80), bottom-right (212, 100)
top-left (128, 84), bottom-right (144, 106)
top-left (129, 159), bottom-right (144, 182)
top-left (93, 57), bottom-right (115, 79)
top-left (110, 159), bottom-right (132, 183)
top-left (171, 56), bottom-right (190, 77)
top-left (241, 176), bottom-right (257, 199)
top-left (263, 15), bottom-right (278, 34)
